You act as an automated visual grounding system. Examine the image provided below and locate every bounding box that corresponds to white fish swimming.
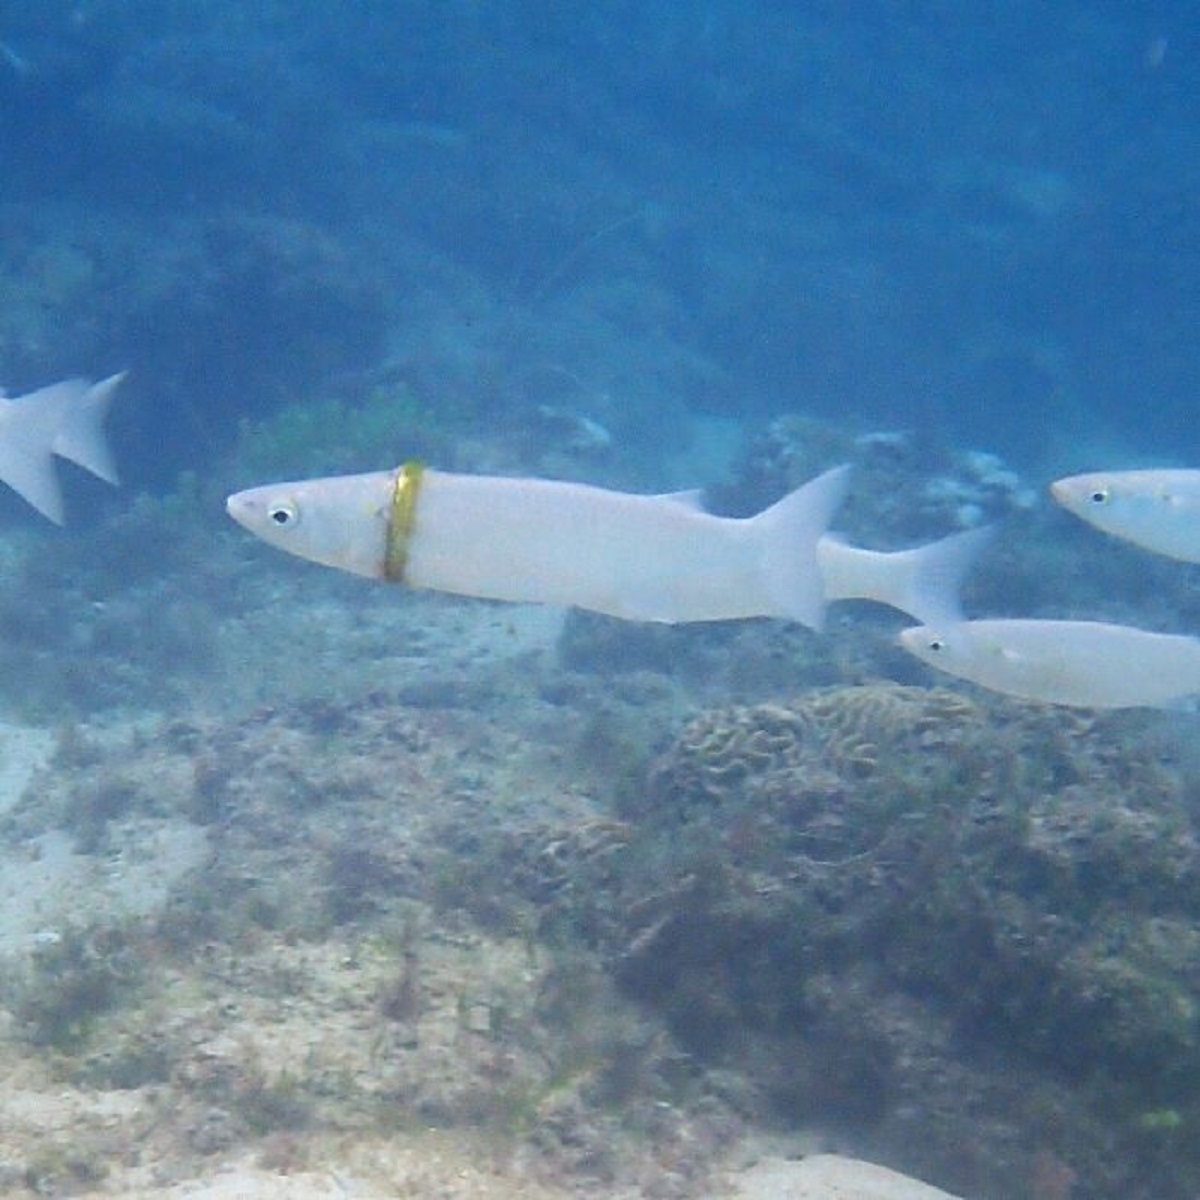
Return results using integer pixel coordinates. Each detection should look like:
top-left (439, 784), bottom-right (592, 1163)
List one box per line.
top-left (0, 373), bottom-right (124, 523)
top-left (1051, 468), bottom-right (1200, 563)
top-left (899, 617), bottom-right (1200, 708)
top-left (226, 463), bottom-right (986, 629)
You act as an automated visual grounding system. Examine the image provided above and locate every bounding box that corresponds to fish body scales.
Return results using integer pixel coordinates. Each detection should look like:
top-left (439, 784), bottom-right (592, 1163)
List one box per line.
top-left (409, 470), bottom-right (767, 622)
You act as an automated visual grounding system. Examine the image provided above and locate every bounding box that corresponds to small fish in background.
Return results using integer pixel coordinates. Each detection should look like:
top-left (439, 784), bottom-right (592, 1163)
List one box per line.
top-left (899, 618), bottom-right (1200, 709)
top-left (1144, 35), bottom-right (1169, 71)
top-left (0, 373), bottom-right (124, 523)
top-left (226, 462), bottom-right (988, 630)
top-left (0, 39), bottom-right (32, 77)
top-left (1051, 468), bottom-right (1200, 563)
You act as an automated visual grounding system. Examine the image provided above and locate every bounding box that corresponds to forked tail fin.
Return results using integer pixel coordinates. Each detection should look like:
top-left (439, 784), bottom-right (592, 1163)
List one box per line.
top-left (0, 373), bottom-right (124, 523)
top-left (0, 380), bottom-right (89, 523)
top-left (53, 371), bottom-right (124, 485)
top-left (818, 524), bottom-right (994, 627)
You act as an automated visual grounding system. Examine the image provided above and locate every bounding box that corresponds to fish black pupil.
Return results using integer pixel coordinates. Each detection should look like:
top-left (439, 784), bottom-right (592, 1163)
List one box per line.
top-left (271, 508), bottom-right (291, 525)
top-left (1090, 491), bottom-right (1107, 504)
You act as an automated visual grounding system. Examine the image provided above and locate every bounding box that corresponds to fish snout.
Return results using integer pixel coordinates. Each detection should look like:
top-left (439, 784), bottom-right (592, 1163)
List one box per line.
top-left (225, 489), bottom-right (257, 530)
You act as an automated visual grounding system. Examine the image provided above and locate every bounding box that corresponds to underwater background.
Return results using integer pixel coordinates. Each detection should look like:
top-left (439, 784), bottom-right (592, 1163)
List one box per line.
top-left (0, 3), bottom-right (1198, 1198)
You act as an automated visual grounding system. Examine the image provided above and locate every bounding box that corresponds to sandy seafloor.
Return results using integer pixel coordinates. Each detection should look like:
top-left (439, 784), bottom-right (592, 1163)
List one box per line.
top-left (0, 579), bottom-right (978, 1200)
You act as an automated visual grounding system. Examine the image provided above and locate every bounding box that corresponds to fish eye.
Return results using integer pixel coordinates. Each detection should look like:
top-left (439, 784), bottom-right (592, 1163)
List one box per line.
top-left (928, 638), bottom-right (944, 653)
top-left (1087, 487), bottom-right (1109, 505)
top-left (269, 501), bottom-right (298, 527)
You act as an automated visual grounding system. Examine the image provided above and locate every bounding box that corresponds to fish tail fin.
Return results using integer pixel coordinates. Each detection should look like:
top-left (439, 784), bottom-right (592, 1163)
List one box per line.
top-left (53, 371), bottom-right (124, 485)
top-left (755, 464), bottom-right (852, 630)
top-left (0, 437), bottom-right (63, 523)
top-left (0, 380), bottom-right (93, 523)
top-left (868, 524), bottom-right (994, 628)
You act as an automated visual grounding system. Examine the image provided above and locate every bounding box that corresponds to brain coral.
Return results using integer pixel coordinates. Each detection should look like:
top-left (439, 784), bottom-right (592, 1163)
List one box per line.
top-left (648, 684), bottom-right (984, 809)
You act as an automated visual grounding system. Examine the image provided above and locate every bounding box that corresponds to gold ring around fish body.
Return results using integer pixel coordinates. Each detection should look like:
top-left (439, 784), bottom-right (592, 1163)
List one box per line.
top-left (384, 460), bottom-right (425, 582)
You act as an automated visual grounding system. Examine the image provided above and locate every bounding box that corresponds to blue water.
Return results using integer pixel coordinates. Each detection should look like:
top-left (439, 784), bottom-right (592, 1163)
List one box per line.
top-left (1, 1), bottom-right (1196, 489)
top-left (4, 9), bottom-right (1200, 1197)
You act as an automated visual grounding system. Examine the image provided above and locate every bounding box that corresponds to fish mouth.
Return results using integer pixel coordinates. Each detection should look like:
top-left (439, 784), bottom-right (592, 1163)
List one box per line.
top-left (225, 490), bottom-right (253, 527)
top-left (896, 626), bottom-right (926, 651)
top-left (1049, 479), bottom-right (1070, 504)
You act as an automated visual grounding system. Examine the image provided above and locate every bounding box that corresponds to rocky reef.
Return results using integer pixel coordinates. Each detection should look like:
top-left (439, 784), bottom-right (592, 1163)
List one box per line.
top-left (571, 685), bottom-right (1200, 1198)
top-left (2, 665), bottom-right (1198, 1197)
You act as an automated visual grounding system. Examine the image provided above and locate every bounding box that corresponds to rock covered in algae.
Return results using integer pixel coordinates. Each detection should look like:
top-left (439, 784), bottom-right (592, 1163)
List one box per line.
top-left (581, 684), bottom-right (1200, 1198)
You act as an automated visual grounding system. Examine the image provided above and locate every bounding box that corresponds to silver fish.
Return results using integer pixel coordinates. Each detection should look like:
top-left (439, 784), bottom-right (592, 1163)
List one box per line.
top-left (900, 617), bottom-right (1200, 708)
top-left (1052, 468), bottom-right (1200, 563)
top-left (227, 463), bottom-right (986, 629)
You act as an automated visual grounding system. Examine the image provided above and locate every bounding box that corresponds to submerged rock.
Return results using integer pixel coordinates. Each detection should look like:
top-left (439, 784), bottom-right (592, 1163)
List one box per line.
top-left (731, 1153), bottom-right (963, 1199)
